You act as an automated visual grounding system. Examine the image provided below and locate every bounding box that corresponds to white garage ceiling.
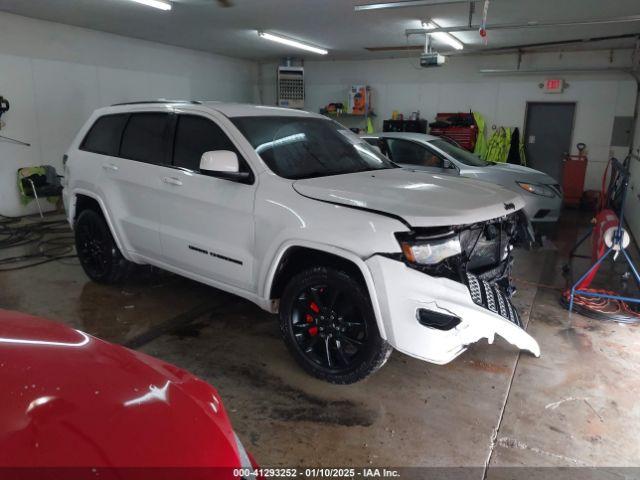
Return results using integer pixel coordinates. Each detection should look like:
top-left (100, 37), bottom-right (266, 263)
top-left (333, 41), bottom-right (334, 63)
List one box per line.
top-left (0, 0), bottom-right (638, 60)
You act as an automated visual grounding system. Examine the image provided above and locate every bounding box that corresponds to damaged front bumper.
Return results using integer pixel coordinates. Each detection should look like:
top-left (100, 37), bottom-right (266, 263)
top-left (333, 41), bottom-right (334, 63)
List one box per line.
top-left (366, 255), bottom-right (540, 364)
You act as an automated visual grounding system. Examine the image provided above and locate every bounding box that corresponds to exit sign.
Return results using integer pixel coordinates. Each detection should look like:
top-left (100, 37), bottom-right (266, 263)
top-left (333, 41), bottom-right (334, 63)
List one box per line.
top-left (543, 78), bottom-right (565, 93)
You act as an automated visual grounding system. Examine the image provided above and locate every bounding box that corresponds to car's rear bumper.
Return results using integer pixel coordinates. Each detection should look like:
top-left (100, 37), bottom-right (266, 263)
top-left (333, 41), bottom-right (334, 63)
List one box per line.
top-left (366, 255), bottom-right (540, 364)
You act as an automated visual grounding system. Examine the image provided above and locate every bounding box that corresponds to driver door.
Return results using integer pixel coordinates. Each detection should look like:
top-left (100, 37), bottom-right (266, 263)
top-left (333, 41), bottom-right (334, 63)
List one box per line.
top-left (157, 111), bottom-right (256, 292)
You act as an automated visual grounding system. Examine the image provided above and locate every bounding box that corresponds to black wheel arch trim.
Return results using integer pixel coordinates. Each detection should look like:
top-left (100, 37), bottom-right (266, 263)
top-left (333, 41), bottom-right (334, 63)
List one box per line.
top-left (72, 191), bottom-right (127, 257)
top-left (265, 244), bottom-right (389, 341)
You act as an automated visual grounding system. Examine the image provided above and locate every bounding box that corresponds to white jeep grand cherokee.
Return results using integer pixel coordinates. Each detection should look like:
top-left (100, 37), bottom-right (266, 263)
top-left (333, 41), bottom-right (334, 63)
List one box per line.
top-left (63, 101), bottom-right (540, 383)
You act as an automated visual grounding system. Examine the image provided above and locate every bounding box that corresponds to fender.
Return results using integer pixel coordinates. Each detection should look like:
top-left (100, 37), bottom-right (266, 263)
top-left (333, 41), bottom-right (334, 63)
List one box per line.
top-left (69, 188), bottom-right (131, 261)
top-left (261, 239), bottom-right (388, 340)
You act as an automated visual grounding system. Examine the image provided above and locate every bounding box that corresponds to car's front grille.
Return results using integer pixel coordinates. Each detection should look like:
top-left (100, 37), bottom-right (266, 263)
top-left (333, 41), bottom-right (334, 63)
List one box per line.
top-left (466, 273), bottom-right (522, 328)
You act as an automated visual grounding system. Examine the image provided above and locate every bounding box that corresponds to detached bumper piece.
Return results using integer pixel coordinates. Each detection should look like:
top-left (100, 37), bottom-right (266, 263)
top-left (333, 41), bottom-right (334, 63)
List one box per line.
top-left (365, 255), bottom-right (541, 365)
top-left (466, 273), bottom-right (522, 328)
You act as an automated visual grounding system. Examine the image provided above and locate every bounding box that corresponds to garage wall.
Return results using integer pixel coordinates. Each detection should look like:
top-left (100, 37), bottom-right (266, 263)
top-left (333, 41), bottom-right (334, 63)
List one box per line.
top-left (259, 49), bottom-right (637, 193)
top-left (0, 12), bottom-right (257, 217)
top-left (626, 86), bottom-right (640, 242)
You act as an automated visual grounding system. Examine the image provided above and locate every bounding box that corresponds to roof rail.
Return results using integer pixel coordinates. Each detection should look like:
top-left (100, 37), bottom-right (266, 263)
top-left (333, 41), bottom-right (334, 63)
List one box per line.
top-left (111, 100), bottom-right (203, 106)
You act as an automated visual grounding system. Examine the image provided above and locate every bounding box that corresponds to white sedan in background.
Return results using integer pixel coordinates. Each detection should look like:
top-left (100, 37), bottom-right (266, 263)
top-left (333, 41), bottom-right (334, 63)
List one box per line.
top-left (363, 132), bottom-right (563, 224)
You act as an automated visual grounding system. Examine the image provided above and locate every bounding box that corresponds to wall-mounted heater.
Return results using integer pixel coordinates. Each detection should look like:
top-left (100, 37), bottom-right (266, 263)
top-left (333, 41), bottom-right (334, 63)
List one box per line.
top-left (277, 65), bottom-right (304, 109)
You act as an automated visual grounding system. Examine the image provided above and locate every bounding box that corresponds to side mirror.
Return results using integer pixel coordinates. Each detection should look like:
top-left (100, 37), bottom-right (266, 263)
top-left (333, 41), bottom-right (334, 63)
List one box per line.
top-left (443, 159), bottom-right (458, 172)
top-left (200, 150), bottom-right (250, 182)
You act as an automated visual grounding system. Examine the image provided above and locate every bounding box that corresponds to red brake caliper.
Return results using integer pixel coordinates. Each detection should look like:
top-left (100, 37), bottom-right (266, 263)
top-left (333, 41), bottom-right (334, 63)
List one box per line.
top-left (308, 302), bottom-right (319, 336)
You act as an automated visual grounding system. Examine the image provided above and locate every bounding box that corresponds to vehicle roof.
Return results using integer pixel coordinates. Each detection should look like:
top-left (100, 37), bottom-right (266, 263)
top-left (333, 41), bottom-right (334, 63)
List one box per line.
top-left (102, 100), bottom-right (326, 119)
top-left (204, 102), bottom-right (326, 118)
top-left (365, 131), bottom-right (440, 142)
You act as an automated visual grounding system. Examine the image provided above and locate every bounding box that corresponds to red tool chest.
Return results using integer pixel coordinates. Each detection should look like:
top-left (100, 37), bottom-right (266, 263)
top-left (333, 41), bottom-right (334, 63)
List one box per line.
top-left (428, 113), bottom-right (478, 152)
top-left (562, 153), bottom-right (588, 207)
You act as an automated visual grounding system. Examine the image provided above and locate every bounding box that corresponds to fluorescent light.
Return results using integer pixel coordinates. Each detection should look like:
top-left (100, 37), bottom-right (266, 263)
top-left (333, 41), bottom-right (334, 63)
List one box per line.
top-left (355, 0), bottom-right (467, 11)
top-left (258, 31), bottom-right (328, 55)
top-left (424, 21), bottom-right (464, 50)
top-left (127, 0), bottom-right (172, 11)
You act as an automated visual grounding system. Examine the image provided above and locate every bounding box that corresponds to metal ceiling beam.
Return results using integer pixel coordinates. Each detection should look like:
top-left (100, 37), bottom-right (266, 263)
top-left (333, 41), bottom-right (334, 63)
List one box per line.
top-left (354, 0), bottom-right (468, 11)
top-left (479, 67), bottom-right (631, 74)
top-left (450, 33), bottom-right (640, 55)
top-left (405, 15), bottom-right (640, 34)
top-left (365, 33), bottom-right (639, 55)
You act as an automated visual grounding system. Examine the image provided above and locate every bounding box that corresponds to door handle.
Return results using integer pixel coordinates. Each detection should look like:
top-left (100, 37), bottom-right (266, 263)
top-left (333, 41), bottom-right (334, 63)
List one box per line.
top-left (102, 163), bottom-right (119, 172)
top-left (162, 176), bottom-right (183, 186)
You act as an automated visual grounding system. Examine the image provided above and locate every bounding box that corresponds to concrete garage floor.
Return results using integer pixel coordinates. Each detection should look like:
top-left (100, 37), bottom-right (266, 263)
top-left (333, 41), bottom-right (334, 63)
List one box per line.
top-left (1, 210), bottom-right (639, 476)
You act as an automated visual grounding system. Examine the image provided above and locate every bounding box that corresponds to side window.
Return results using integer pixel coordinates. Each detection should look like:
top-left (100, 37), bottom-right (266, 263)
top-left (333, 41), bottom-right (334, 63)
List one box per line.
top-left (120, 113), bottom-right (171, 164)
top-left (387, 138), bottom-right (444, 168)
top-left (172, 114), bottom-right (248, 173)
top-left (363, 137), bottom-right (389, 157)
top-left (80, 114), bottom-right (129, 156)
top-left (424, 146), bottom-right (454, 169)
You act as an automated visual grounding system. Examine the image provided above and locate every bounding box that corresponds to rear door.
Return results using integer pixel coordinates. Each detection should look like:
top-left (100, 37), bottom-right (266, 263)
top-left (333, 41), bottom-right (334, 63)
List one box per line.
top-left (102, 111), bottom-right (171, 258)
top-left (157, 111), bottom-right (257, 292)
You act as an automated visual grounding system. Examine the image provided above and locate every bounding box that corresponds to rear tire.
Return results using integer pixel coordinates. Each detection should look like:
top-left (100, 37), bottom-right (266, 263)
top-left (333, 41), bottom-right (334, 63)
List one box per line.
top-left (280, 266), bottom-right (392, 384)
top-left (75, 209), bottom-right (131, 284)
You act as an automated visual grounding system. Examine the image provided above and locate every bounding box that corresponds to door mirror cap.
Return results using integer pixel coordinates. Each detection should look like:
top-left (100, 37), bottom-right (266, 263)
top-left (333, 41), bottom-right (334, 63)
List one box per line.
top-left (200, 150), bottom-right (239, 173)
top-left (199, 150), bottom-right (250, 182)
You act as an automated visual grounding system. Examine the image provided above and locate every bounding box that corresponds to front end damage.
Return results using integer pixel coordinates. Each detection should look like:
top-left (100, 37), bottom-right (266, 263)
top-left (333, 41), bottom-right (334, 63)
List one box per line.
top-left (368, 211), bottom-right (540, 364)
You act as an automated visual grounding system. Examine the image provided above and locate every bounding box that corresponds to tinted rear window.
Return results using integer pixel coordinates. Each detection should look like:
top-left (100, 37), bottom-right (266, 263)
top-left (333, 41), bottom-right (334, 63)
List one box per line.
top-left (120, 113), bottom-right (170, 164)
top-left (80, 114), bottom-right (129, 156)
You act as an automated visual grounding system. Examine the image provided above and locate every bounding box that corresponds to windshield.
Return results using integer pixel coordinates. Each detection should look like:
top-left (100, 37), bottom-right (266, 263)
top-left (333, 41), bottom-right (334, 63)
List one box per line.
top-left (231, 116), bottom-right (397, 179)
top-left (429, 139), bottom-right (489, 167)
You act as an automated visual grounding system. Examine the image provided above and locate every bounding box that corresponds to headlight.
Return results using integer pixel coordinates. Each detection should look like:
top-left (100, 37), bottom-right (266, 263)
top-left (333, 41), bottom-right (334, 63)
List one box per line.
top-left (400, 236), bottom-right (462, 265)
top-left (516, 182), bottom-right (555, 198)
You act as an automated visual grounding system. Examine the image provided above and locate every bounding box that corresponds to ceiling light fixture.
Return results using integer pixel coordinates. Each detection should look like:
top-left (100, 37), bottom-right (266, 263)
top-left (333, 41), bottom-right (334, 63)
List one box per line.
top-left (127, 0), bottom-right (172, 11)
top-left (424, 21), bottom-right (464, 50)
top-left (257, 31), bottom-right (328, 55)
top-left (355, 0), bottom-right (468, 11)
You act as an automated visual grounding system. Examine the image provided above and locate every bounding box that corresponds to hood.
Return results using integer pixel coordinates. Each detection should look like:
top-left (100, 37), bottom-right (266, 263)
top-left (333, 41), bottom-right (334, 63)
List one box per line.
top-left (0, 309), bottom-right (241, 469)
top-left (488, 163), bottom-right (557, 184)
top-left (293, 168), bottom-right (524, 227)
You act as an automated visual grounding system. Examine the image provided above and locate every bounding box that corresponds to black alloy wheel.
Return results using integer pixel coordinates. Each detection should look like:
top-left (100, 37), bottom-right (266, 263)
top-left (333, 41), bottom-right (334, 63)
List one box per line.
top-left (75, 209), bottom-right (131, 284)
top-left (280, 266), bottom-right (392, 384)
top-left (291, 283), bottom-right (368, 370)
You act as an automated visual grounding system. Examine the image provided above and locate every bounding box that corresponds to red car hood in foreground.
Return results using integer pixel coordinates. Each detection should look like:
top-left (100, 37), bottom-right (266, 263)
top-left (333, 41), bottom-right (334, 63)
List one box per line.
top-left (0, 309), bottom-right (255, 478)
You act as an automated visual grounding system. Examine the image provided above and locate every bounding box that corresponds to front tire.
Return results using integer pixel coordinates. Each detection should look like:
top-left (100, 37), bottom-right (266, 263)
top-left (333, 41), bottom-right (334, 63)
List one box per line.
top-left (280, 266), bottom-right (392, 384)
top-left (75, 209), bottom-right (131, 284)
